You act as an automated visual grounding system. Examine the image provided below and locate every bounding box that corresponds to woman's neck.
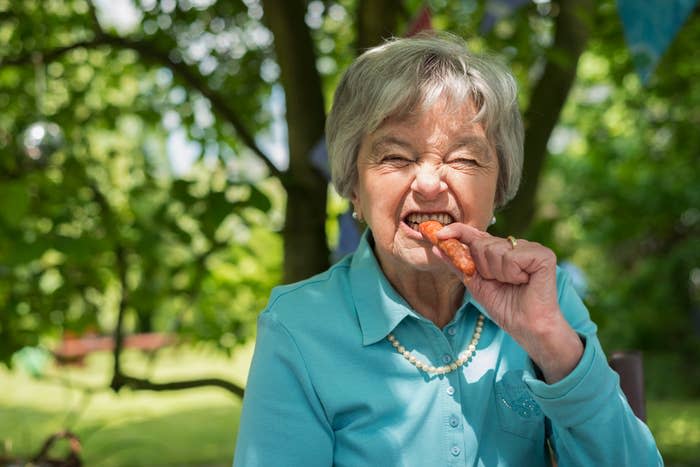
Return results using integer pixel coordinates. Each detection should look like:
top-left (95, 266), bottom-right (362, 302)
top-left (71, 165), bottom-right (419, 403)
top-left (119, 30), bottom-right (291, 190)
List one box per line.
top-left (382, 261), bottom-right (465, 328)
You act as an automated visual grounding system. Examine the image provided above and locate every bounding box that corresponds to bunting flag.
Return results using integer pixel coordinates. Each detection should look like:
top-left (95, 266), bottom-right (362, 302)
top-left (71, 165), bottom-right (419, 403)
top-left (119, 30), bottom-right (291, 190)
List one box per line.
top-left (406, 5), bottom-right (433, 36)
top-left (480, 0), bottom-right (530, 34)
top-left (618, 0), bottom-right (698, 84)
top-left (310, 1), bottom-right (696, 261)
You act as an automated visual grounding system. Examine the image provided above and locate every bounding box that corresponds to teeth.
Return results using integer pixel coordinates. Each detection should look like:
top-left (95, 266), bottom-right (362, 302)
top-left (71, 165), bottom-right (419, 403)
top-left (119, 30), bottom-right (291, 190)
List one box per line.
top-left (405, 213), bottom-right (454, 229)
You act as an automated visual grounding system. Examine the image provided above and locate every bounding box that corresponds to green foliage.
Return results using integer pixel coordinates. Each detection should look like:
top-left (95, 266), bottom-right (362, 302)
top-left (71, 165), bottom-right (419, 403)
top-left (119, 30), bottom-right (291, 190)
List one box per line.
top-left (0, 0), bottom-right (282, 363)
top-left (1, 0), bottom-right (698, 402)
top-left (533, 2), bottom-right (700, 396)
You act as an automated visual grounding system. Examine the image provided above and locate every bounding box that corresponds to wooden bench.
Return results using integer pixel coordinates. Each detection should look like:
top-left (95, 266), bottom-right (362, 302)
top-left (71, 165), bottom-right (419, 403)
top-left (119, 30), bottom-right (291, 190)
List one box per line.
top-left (53, 332), bottom-right (176, 366)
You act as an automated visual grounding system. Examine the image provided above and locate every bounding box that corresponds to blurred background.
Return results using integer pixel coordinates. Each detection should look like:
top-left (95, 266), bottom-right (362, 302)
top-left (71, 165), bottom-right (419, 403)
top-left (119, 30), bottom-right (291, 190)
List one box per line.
top-left (0, 0), bottom-right (698, 465)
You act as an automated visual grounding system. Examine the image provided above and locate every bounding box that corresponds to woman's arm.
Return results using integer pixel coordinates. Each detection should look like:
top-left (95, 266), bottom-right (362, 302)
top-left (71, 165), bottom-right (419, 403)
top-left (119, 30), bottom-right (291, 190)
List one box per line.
top-left (233, 312), bottom-right (333, 467)
top-left (434, 223), bottom-right (583, 382)
top-left (524, 271), bottom-right (663, 466)
top-left (432, 224), bottom-right (663, 465)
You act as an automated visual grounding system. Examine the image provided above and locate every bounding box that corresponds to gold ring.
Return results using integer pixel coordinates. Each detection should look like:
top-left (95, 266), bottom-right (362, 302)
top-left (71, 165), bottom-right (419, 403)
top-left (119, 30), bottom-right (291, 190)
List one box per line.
top-left (507, 235), bottom-right (518, 249)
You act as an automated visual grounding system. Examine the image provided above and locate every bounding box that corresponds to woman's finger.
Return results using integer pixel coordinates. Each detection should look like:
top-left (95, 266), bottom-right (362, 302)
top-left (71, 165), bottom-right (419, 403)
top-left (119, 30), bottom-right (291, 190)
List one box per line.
top-left (478, 237), bottom-right (531, 285)
top-left (468, 236), bottom-right (503, 280)
top-left (436, 223), bottom-right (489, 244)
top-left (501, 247), bottom-right (530, 284)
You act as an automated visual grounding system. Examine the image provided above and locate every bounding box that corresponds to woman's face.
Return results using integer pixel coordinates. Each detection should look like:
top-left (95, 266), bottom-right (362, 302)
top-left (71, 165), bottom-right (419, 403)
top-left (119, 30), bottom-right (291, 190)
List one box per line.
top-left (353, 97), bottom-right (499, 277)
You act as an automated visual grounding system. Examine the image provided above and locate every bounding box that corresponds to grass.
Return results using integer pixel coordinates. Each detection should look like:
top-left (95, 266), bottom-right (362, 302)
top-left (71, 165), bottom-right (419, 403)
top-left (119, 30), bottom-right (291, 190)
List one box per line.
top-left (647, 400), bottom-right (700, 466)
top-left (0, 344), bottom-right (698, 466)
top-left (0, 343), bottom-right (254, 467)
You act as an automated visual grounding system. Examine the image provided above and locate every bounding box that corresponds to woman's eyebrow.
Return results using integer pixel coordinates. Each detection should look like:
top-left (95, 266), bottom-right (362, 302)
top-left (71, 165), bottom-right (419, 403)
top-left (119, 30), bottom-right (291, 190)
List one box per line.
top-left (451, 136), bottom-right (493, 159)
top-left (370, 135), bottom-right (413, 153)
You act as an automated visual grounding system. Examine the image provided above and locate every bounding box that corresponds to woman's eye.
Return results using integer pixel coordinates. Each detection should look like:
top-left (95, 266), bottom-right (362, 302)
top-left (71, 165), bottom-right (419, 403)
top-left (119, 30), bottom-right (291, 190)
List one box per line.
top-left (381, 155), bottom-right (412, 166)
top-left (450, 157), bottom-right (479, 167)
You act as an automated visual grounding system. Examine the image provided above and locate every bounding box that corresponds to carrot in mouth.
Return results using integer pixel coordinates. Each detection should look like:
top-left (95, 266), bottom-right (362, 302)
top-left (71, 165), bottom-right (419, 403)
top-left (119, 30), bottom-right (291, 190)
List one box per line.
top-left (418, 220), bottom-right (476, 280)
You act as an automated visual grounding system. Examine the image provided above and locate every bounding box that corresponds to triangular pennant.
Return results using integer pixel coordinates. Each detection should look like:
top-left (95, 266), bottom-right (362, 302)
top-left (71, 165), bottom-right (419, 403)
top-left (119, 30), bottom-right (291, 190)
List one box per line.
top-left (618, 0), bottom-right (698, 84)
top-left (406, 5), bottom-right (433, 37)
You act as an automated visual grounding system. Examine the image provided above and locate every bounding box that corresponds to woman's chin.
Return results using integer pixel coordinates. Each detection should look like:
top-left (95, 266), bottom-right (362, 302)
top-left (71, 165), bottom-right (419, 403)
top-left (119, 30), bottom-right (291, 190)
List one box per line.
top-left (398, 249), bottom-right (453, 275)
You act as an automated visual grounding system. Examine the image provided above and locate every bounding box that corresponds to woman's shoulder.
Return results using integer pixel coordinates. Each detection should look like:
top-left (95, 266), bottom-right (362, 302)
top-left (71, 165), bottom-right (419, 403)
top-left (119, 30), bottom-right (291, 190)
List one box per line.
top-left (261, 255), bottom-right (355, 328)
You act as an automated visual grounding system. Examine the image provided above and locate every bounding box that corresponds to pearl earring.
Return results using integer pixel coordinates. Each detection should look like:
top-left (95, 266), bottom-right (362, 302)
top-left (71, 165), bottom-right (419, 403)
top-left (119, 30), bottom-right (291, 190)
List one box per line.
top-left (490, 216), bottom-right (496, 226)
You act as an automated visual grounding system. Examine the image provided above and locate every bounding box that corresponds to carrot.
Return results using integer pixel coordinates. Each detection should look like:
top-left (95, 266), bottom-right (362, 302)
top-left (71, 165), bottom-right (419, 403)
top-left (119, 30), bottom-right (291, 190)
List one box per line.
top-left (419, 220), bottom-right (476, 279)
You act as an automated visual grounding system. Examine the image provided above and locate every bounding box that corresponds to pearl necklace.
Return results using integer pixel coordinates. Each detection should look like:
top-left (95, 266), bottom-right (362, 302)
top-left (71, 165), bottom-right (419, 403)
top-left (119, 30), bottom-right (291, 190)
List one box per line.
top-left (387, 314), bottom-right (485, 375)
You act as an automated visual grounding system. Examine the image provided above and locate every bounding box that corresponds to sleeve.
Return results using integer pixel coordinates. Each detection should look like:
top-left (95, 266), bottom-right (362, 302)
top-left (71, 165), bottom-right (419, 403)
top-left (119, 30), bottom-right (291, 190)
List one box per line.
top-left (233, 311), bottom-right (334, 467)
top-left (522, 269), bottom-right (663, 466)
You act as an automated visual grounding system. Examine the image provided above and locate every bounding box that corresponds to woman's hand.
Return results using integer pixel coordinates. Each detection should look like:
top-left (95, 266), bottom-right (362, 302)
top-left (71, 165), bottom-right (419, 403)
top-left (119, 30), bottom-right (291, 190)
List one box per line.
top-left (434, 223), bottom-right (584, 383)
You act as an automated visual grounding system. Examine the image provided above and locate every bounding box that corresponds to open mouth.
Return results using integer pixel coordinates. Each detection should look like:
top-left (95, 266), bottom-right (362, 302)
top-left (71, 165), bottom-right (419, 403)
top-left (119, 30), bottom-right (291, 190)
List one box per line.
top-left (403, 212), bottom-right (455, 232)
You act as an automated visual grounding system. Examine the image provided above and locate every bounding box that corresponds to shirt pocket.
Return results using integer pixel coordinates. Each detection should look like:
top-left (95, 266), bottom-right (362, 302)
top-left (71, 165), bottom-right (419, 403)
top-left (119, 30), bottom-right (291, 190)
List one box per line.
top-left (494, 370), bottom-right (545, 442)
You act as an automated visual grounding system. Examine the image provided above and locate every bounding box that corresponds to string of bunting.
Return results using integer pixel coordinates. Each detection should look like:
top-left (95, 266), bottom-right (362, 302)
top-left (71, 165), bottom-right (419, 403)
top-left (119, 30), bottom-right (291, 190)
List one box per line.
top-left (313, 0), bottom-right (697, 259)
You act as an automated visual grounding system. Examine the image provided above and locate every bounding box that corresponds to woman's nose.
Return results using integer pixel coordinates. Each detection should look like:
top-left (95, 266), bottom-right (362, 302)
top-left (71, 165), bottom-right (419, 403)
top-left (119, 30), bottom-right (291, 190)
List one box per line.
top-left (411, 164), bottom-right (447, 199)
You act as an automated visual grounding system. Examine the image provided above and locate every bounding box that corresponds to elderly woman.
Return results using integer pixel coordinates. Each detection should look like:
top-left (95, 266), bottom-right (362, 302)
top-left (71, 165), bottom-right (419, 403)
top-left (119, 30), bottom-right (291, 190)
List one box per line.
top-left (234, 34), bottom-right (662, 466)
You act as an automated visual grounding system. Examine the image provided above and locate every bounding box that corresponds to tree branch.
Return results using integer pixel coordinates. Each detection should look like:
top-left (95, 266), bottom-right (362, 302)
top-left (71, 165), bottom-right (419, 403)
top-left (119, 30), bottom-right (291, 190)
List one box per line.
top-left (113, 372), bottom-right (245, 398)
top-left (494, 0), bottom-right (593, 237)
top-left (102, 34), bottom-right (283, 178)
top-left (356, 0), bottom-right (405, 52)
top-left (44, 370), bottom-right (245, 399)
top-left (112, 244), bottom-right (128, 383)
top-left (86, 0), bottom-right (101, 31)
top-left (86, 180), bottom-right (128, 386)
top-left (0, 39), bottom-right (101, 67)
top-left (0, 33), bottom-right (283, 179)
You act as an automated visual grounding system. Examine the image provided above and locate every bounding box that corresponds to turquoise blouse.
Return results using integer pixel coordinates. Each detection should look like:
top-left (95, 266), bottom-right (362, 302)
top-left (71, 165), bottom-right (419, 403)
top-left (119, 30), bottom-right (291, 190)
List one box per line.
top-left (234, 232), bottom-right (662, 466)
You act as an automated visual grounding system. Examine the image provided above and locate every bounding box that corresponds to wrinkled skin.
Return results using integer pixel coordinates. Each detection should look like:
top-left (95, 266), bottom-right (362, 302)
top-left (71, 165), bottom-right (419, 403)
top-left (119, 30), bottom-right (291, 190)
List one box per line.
top-left (352, 96), bottom-right (582, 383)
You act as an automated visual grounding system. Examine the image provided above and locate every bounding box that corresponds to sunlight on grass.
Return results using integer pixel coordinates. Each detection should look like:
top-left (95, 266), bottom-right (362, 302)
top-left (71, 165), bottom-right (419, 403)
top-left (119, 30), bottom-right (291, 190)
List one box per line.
top-left (0, 342), bottom-right (254, 467)
top-left (1, 341), bottom-right (699, 466)
top-left (648, 399), bottom-right (700, 465)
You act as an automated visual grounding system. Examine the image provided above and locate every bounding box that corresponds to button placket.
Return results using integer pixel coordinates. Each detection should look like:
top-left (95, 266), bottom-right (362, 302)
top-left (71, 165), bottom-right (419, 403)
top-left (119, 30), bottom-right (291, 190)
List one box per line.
top-left (440, 370), bottom-right (465, 465)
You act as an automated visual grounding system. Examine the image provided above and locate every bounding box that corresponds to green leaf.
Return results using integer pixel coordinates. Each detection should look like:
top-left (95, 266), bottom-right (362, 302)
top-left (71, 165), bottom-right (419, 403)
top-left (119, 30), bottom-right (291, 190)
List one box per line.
top-left (0, 180), bottom-right (30, 226)
top-left (247, 185), bottom-right (272, 212)
top-left (200, 190), bottom-right (231, 238)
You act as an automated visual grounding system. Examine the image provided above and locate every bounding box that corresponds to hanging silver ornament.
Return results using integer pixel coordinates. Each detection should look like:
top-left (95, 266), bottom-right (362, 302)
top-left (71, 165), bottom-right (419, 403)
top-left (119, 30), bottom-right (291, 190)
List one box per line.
top-left (21, 120), bottom-right (64, 163)
top-left (20, 53), bottom-right (64, 164)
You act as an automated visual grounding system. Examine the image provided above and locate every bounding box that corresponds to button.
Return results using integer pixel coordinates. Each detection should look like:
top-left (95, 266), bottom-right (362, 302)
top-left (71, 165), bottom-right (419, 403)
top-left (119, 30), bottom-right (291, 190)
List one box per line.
top-left (442, 354), bottom-right (452, 363)
top-left (447, 327), bottom-right (457, 336)
top-left (446, 386), bottom-right (455, 396)
top-left (451, 445), bottom-right (461, 456)
top-left (449, 415), bottom-right (460, 427)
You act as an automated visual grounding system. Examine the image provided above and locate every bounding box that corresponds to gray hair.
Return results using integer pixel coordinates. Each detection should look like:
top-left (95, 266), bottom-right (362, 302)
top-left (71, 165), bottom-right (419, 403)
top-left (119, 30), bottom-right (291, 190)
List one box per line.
top-left (326, 33), bottom-right (524, 208)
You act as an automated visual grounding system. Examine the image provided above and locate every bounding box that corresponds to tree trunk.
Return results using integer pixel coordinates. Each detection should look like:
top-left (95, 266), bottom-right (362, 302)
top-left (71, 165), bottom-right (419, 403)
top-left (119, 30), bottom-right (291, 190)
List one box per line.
top-left (493, 0), bottom-right (593, 237)
top-left (263, 0), bottom-right (330, 283)
top-left (356, 0), bottom-right (405, 52)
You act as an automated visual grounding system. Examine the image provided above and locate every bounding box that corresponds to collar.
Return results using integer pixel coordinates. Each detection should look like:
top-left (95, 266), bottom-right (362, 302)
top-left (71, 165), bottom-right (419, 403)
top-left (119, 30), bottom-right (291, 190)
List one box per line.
top-left (350, 230), bottom-right (493, 346)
